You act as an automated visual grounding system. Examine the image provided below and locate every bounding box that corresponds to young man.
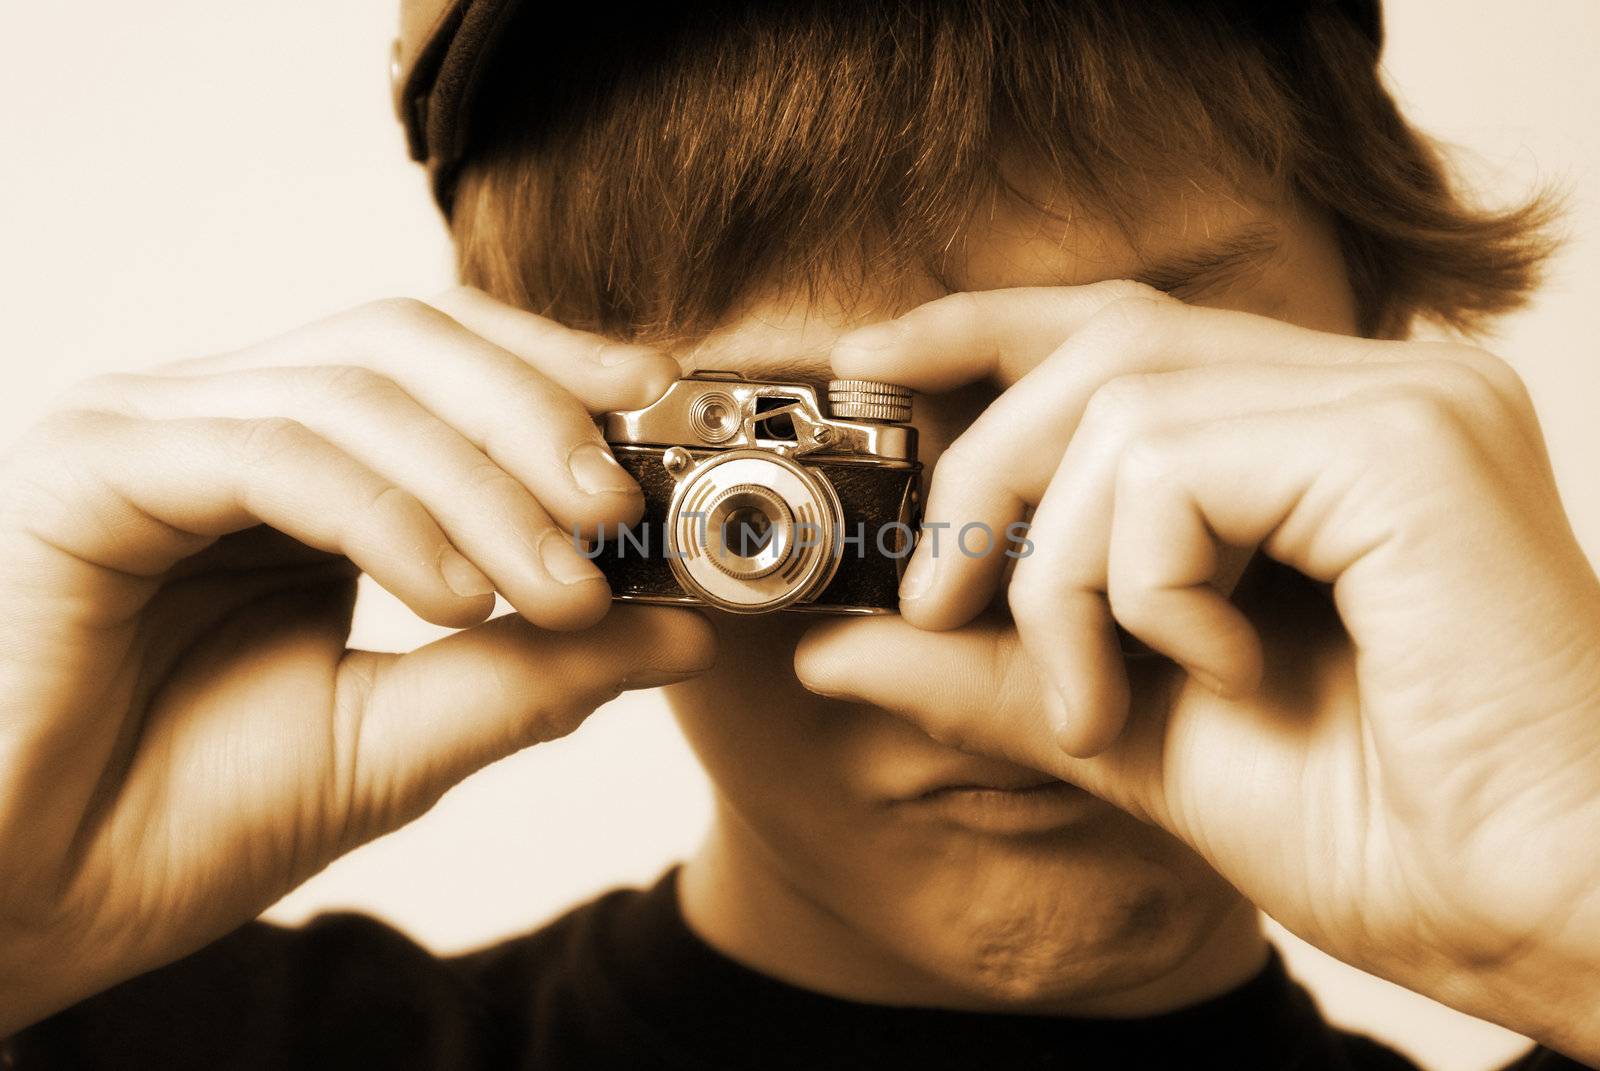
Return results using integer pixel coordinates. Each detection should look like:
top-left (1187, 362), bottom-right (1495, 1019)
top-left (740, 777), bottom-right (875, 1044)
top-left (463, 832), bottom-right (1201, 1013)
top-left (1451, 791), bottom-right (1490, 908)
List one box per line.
top-left (3, 0), bottom-right (1597, 1067)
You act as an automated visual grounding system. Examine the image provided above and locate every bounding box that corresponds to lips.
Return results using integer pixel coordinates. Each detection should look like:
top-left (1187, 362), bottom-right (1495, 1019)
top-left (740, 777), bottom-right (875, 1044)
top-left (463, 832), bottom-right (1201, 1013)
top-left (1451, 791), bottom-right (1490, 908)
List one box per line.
top-left (913, 772), bottom-right (1062, 797)
top-left (874, 754), bottom-right (1102, 836)
top-left (888, 753), bottom-right (1073, 801)
top-left (894, 779), bottom-right (1097, 836)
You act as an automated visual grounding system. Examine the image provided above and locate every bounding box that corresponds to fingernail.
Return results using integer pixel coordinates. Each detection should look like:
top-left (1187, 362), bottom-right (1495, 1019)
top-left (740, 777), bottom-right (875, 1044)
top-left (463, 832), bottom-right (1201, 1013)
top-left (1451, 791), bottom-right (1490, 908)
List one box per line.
top-left (836, 320), bottom-right (902, 356)
top-left (439, 548), bottom-right (495, 598)
top-left (621, 668), bottom-right (703, 689)
top-left (598, 343), bottom-right (661, 367)
top-left (898, 551), bottom-right (934, 602)
top-left (567, 441), bottom-right (638, 496)
top-left (539, 531), bottom-right (605, 586)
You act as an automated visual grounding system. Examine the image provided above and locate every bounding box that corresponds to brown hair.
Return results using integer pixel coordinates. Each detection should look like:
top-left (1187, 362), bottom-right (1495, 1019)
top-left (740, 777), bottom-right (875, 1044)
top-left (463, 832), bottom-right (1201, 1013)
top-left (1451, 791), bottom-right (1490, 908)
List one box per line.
top-left (451, 0), bottom-right (1558, 342)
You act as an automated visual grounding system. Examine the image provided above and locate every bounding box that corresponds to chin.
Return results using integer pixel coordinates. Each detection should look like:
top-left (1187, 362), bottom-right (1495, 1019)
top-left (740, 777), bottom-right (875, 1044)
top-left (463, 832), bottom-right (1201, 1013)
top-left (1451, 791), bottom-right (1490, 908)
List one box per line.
top-left (848, 815), bottom-right (1246, 1012)
top-left (669, 633), bottom-right (1258, 1014)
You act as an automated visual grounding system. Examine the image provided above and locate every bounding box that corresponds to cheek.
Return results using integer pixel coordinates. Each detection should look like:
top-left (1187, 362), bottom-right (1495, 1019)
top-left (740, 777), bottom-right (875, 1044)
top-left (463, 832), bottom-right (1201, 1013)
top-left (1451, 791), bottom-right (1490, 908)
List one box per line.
top-left (666, 612), bottom-right (857, 820)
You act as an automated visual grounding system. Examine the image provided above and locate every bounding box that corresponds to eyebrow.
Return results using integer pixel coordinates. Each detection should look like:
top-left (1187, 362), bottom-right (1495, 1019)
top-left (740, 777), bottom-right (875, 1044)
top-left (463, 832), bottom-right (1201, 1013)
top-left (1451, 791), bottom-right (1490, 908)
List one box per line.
top-left (1129, 222), bottom-right (1282, 297)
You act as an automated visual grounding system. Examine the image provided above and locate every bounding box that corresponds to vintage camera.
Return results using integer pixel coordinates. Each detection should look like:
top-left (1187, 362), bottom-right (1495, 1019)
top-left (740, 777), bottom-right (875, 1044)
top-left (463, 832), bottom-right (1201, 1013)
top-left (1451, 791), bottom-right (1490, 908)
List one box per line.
top-left (593, 372), bottom-right (921, 614)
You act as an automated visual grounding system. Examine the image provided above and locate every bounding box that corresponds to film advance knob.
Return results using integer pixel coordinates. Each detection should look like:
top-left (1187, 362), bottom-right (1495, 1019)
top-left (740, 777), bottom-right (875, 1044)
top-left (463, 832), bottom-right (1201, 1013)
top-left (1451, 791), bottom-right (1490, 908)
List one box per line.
top-left (826, 379), bottom-right (914, 423)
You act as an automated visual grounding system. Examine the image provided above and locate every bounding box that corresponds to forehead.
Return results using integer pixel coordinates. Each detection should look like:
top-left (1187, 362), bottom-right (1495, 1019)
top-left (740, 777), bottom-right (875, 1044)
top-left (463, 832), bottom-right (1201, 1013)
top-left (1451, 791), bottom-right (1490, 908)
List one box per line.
top-left (678, 184), bottom-right (1356, 383)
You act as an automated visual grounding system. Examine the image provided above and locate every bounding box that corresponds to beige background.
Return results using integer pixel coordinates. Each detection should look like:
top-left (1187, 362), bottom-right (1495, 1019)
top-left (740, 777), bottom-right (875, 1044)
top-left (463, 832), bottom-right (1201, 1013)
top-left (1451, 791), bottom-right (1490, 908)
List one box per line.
top-left (3, 2), bottom-right (1597, 1068)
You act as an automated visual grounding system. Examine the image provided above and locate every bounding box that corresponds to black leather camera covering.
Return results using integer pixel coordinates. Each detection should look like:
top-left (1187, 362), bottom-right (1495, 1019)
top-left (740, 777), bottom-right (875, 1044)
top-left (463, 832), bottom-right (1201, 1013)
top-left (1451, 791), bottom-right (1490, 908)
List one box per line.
top-left (594, 449), bottom-right (921, 612)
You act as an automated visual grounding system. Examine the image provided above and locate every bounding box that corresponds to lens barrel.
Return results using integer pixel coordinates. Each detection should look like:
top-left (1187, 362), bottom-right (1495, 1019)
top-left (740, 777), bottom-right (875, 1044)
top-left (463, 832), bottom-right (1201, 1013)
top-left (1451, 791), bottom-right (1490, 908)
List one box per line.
top-left (664, 450), bottom-right (843, 613)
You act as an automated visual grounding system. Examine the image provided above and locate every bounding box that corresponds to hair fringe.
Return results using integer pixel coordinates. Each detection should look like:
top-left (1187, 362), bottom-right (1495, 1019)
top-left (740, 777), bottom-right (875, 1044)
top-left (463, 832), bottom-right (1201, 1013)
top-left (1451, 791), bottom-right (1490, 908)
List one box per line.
top-left (452, 0), bottom-right (1561, 343)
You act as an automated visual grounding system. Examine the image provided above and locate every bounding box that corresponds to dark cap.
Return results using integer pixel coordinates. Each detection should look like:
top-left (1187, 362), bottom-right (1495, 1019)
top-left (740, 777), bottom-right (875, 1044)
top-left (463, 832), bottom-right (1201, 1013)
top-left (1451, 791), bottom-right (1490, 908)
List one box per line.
top-left (392, 0), bottom-right (1384, 216)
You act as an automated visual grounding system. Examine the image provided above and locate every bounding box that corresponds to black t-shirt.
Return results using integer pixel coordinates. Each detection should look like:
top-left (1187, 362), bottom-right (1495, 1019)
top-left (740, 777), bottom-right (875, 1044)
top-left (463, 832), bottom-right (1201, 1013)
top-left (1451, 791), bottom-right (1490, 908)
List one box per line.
top-left (10, 869), bottom-right (1589, 1069)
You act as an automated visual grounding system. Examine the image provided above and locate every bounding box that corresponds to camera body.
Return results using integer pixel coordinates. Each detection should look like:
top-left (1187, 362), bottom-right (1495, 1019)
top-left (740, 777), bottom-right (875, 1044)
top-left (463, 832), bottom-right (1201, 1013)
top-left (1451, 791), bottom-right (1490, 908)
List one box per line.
top-left (594, 372), bottom-right (921, 614)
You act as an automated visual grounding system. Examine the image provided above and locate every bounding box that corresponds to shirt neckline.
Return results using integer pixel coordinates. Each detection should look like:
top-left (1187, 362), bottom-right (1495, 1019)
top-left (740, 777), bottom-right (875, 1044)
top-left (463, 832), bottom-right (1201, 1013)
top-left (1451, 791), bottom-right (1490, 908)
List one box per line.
top-left (586, 867), bottom-right (1342, 1070)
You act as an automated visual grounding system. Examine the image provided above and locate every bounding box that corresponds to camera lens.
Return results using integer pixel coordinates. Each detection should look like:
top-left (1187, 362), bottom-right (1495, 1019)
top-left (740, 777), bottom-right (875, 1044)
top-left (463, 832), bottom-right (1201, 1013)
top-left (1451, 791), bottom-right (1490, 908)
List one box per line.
top-left (664, 450), bottom-right (843, 613)
top-left (704, 484), bottom-right (792, 580)
top-left (722, 507), bottom-right (770, 556)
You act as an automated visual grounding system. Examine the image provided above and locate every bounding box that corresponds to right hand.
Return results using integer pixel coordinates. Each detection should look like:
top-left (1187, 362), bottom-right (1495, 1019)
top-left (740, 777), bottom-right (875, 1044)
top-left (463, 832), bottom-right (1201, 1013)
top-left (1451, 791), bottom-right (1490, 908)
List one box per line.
top-left (0, 288), bottom-right (716, 1033)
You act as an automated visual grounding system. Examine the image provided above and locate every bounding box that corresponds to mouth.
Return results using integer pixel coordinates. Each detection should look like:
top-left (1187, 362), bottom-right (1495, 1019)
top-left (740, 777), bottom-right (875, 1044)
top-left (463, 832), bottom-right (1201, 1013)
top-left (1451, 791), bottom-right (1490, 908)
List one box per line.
top-left (893, 776), bottom-right (1098, 836)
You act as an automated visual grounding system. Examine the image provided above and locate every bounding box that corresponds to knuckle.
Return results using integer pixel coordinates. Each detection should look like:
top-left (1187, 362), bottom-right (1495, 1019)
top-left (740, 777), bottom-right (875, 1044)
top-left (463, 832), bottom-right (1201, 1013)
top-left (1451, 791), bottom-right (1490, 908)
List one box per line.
top-left (1087, 293), bottom-right (1176, 351)
top-left (483, 386), bottom-right (588, 454)
top-left (1, 411), bottom-right (121, 507)
top-left (363, 295), bottom-right (434, 323)
top-left (304, 365), bottom-right (401, 408)
top-left (362, 482), bottom-right (422, 527)
top-left (231, 415), bottom-right (315, 466)
top-left (1115, 433), bottom-right (1184, 492)
top-left (1353, 388), bottom-right (1473, 465)
top-left (350, 295), bottom-right (449, 338)
top-left (929, 433), bottom-right (982, 482)
top-left (31, 407), bottom-right (118, 450)
top-left (1431, 343), bottom-right (1536, 420)
top-left (1420, 351), bottom-right (1502, 410)
top-left (55, 372), bottom-right (149, 413)
top-left (1120, 429), bottom-right (1184, 483)
top-left (1365, 388), bottom-right (1463, 444)
top-left (461, 458), bottom-right (530, 504)
top-left (1105, 578), bottom-right (1159, 629)
top-left (913, 290), bottom-right (987, 338)
top-left (1005, 569), bottom-right (1051, 628)
top-left (1080, 374), bottom-right (1160, 443)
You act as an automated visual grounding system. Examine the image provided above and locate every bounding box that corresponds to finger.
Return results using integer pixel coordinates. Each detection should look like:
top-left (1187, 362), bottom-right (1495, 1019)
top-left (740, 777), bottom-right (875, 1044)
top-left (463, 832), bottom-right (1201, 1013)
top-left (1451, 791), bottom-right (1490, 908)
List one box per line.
top-left (157, 298), bottom-right (643, 534)
top-left (10, 411), bottom-right (495, 629)
top-left (1102, 406), bottom-right (1386, 697)
top-left (333, 604), bottom-right (717, 842)
top-left (831, 281), bottom-right (1164, 391)
top-left (793, 614), bottom-right (1174, 827)
top-left (1108, 440), bottom-right (1266, 700)
top-left (1012, 362), bottom-right (1425, 750)
top-left (896, 301), bottom-right (1429, 631)
top-left (71, 368), bottom-right (611, 629)
top-left (427, 286), bottom-right (681, 413)
top-left (797, 614), bottom-right (1059, 767)
top-left (0, 562), bottom-right (363, 883)
top-left (1011, 358), bottom-right (1472, 736)
top-left (894, 456), bottom-right (1026, 629)
top-left (886, 294), bottom-right (1206, 630)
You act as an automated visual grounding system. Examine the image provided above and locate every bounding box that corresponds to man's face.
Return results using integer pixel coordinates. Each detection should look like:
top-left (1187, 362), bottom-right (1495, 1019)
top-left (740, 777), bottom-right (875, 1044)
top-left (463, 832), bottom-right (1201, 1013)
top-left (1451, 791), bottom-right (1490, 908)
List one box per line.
top-left (661, 182), bottom-right (1360, 1011)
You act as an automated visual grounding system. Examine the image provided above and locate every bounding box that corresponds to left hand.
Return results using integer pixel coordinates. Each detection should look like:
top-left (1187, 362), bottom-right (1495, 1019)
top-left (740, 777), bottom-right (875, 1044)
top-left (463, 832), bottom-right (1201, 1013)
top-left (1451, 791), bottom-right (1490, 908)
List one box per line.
top-left (793, 282), bottom-right (1600, 1059)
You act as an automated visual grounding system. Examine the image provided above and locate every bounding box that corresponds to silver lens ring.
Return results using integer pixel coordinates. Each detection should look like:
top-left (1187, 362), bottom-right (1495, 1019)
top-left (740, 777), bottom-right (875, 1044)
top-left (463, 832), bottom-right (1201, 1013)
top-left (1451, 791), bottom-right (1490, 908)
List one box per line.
top-left (665, 450), bottom-right (843, 613)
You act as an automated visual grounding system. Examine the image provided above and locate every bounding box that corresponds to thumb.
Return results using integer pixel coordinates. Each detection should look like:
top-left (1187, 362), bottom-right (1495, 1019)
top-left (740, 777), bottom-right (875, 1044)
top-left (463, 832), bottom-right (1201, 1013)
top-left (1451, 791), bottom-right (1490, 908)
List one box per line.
top-left (334, 604), bottom-right (716, 842)
top-left (794, 613), bottom-right (1176, 829)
